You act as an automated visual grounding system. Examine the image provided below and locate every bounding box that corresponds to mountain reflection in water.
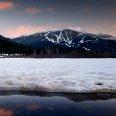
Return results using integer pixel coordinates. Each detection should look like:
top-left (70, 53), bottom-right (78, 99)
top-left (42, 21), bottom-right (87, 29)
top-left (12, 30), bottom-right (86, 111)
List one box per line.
top-left (0, 92), bottom-right (116, 116)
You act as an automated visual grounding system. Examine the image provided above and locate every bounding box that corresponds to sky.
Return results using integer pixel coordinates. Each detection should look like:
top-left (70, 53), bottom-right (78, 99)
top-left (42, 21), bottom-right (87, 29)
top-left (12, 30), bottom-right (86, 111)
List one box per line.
top-left (0, 0), bottom-right (116, 38)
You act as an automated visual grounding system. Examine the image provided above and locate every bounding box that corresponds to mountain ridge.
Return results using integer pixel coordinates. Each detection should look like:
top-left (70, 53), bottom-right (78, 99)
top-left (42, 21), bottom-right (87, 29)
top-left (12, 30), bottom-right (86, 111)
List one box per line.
top-left (13, 29), bottom-right (116, 51)
top-left (0, 29), bottom-right (116, 58)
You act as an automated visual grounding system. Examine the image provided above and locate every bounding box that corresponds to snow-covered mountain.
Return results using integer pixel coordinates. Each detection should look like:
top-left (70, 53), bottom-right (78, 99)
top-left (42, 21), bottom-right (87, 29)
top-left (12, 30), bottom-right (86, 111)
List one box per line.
top-left (13, 29), bottom-right (116, 52)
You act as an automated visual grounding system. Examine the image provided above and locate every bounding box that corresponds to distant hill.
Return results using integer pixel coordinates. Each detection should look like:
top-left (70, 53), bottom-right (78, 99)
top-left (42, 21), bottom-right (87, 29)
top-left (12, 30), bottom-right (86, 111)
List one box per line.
top-left (0, 35), bottom-right (33, 55)
top-left (0, 29), bottom-right (116, 58)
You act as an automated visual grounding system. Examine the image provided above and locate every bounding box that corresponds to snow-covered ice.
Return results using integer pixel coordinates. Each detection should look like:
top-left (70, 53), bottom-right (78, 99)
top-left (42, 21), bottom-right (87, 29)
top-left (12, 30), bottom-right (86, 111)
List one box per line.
top-left (0, 58), bottom-right (116, 93)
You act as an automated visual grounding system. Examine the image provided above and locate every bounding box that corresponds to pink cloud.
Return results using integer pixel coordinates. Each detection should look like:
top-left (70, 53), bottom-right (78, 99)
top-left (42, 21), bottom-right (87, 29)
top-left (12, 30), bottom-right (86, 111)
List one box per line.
top-left (5, 25), bottom-right (46, 38)
top-left (0, 1), bottom-right (14, 10)
top-left (4, 23), bottom-right (82, 38)
top-left (26, 7), bottom-right (41, 14)
top-left (26, 6), bottom-right (54, 14)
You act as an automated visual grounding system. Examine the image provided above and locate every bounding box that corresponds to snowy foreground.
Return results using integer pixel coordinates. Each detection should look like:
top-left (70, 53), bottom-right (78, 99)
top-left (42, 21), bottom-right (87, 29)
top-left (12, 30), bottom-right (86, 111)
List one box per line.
top-left (0, 58), bottom-right (116, 93)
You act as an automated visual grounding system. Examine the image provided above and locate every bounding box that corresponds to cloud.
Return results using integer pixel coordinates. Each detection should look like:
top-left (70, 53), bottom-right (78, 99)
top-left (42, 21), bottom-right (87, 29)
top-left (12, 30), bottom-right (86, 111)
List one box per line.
top-left (3, 23), bottom-right (83, 38)
top-left (26, 7), bottom-right (41, 14)
top-left (0, 1), bottom-right (14, 10)
top-left (5, 25), bottom-right (46, 38)
top-left (26, 6), bottom-right (54, 14)
top-left (46, 7), bottom-right (53, 12)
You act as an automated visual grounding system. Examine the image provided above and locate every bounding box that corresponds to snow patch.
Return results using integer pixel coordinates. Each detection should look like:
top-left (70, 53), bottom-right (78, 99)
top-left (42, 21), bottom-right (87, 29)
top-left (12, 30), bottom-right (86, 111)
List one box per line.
top-left (0, 58), bottom-right (116, 93)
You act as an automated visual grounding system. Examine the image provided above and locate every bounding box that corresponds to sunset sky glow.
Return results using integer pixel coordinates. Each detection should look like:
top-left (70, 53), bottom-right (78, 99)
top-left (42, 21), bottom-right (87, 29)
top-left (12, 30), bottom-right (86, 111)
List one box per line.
top-left (0, 0), bottom-right (116, 38)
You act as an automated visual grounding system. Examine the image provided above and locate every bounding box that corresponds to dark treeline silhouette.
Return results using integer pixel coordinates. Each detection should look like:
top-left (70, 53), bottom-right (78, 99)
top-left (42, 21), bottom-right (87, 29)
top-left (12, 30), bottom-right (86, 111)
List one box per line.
top-left (0, 40), bottom-right (116, 58)
top-left (1, 43), bottom-right (116, 58)
top-left (31, 48), bottom-right (116, 58)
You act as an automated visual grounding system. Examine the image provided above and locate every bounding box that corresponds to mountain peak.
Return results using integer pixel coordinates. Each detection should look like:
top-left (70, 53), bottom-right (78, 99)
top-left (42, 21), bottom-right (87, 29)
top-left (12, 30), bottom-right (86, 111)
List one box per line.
top-left (0, 35), bottom-right (4, 38)
top-left (0, 35), bottom-right (9, 41)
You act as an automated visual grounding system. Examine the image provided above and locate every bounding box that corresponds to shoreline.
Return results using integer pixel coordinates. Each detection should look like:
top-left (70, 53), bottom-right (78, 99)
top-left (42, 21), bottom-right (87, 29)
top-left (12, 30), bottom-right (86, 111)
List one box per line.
top-left (0, 90), bottom-right (116, 95)
top-left (1, 56), bottom-right (116, 58)
top-left (0, 54), bottom-right (116, 58)
top-left (0, 90), bottom-right (116, 102)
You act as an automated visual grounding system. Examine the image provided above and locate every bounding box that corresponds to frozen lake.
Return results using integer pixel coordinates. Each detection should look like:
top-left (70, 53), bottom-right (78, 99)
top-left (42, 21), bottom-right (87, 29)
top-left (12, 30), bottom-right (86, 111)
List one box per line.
top-left (0, 58), bottom-right (116, 93)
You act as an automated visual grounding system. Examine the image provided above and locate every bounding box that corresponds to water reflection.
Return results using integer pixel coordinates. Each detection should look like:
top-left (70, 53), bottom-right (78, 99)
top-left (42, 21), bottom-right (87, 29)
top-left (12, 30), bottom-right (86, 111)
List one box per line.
top-left (0, 91), bottom-right (116, 116)
top-left (0, 108), bottom-right (13, 116)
